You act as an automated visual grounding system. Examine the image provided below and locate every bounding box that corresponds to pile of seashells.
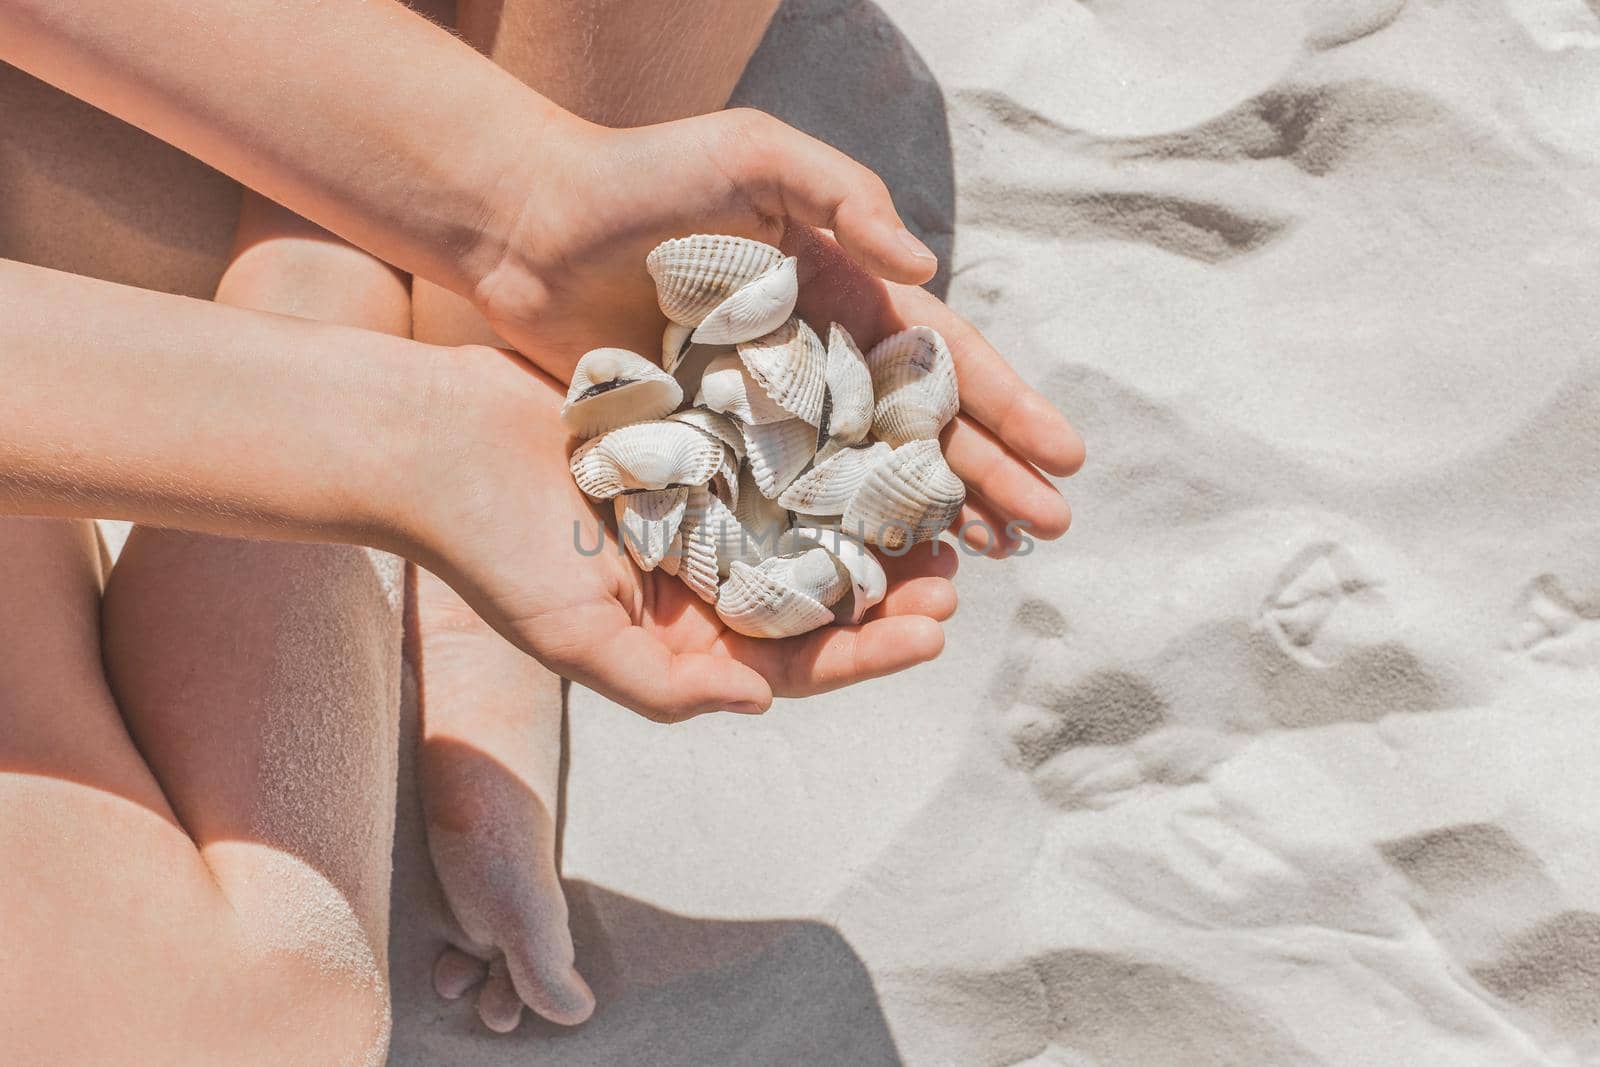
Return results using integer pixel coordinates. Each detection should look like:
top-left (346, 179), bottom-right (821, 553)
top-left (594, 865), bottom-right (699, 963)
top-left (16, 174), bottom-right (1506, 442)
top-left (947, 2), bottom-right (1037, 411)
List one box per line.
top-left (564, 234), bottom-right (965, 639)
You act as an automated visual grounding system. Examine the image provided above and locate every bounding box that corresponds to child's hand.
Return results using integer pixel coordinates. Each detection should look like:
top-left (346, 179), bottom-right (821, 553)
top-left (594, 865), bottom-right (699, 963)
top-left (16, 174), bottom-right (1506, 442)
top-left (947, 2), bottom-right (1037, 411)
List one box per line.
top-left (471, 112), bottom-right (1084, 557)
top-left (406, 346), bottom-right (959, 722)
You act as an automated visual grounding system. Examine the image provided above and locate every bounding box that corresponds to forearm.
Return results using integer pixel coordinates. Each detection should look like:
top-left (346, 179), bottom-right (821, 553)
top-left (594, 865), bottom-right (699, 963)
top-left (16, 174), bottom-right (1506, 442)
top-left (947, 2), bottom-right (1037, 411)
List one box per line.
top-left (0, 257), bottom-right (433, 548)
top-left (0, 0), bottom-right (562, 297)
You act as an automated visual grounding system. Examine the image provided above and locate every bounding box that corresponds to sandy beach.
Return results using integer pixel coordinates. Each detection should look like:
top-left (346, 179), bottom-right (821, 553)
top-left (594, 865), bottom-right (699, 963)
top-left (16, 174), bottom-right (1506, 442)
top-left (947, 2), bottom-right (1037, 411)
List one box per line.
top-left (388, 1), bottom-right (1600, 1063)
top-left (7, 0), bottom-right (1597, 1061)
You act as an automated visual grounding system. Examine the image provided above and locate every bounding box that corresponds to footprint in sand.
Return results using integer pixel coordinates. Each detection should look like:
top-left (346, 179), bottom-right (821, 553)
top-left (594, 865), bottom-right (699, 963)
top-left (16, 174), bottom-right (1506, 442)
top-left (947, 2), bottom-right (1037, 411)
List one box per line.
top-left (1507, 575), bottom-right (1600, 668)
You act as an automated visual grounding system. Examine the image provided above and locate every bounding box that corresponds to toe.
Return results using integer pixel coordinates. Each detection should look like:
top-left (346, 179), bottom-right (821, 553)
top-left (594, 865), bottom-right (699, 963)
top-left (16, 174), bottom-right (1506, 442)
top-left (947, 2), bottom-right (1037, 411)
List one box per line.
top-left (476, 959), bottom-right (525, 1034)
top-left (506, 942), bottom-right (596, 1027)
top-left (433, 946), bottom-right (486, 1001)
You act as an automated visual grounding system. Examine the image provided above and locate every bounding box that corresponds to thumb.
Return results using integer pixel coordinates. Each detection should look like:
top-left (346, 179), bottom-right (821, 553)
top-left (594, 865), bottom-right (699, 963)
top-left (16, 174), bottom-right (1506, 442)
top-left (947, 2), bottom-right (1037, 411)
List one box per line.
top-left (711, 108), bottom-right (937, 286)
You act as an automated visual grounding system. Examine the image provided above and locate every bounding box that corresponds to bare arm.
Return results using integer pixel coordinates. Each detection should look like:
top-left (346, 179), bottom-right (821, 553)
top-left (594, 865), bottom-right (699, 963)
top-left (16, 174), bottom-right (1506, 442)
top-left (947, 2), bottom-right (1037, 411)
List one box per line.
top-left (0, 256), bottom-right (430, 547)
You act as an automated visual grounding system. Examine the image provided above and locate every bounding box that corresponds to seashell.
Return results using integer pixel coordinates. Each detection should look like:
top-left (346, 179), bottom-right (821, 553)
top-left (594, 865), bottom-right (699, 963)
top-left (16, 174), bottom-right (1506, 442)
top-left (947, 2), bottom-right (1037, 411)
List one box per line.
top-left (663, 486), bottom-right (723, 602)
top-left (824, 323), bottom-right (874, 445)
top-left (562, 348), bottom-right (683, 439)
top-left (737, 317), bottom-right (827, 426)
top-left (661, 321), bottom-right (694, 375)
top-left (668, 407), bottom-right (746, 462)
top-left (647, 235), bottom-right (783, 327)
top-left (777, 441), bottom-right (892, 516)
top-left (841, 439), bottom-right (965, 551)
top-left (692, 257), bottom-right (799, 346)
top-left (715, 555), bottom-right (838, 639)
top-left (733, 466), bottom-right (790, 558)
top-left (866, 326), bottom-right (960, 447)
top-left (778, 528), bottom-right (887, 624)
top-left (696, 353), bottom-right (793, 425)
top-left (742, 417), bottom-right (818, 500)
top-left (570, 420), bottom-right (724, 499)
top-left (614, 488), bottom-right (687, 571)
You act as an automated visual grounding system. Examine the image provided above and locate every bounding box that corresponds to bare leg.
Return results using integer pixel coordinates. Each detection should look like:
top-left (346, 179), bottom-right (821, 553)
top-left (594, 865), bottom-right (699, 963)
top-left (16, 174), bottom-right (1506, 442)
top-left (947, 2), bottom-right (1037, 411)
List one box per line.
top-left (97, 194), bottom-right (411, 1060)
top-left (0, 516), bottom-right (389, 1065)
top-left (407, 0), bottom-right (780, 1030)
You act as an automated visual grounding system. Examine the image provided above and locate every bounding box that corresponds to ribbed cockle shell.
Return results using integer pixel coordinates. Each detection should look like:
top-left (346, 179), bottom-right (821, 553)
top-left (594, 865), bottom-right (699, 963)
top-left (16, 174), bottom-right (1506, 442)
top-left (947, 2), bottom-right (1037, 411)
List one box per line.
top-left (615, 488), bottom-right (688, 571)
top-left (777, 441), bottom-right (893, 516)
top-left (778, 527), bottom-right (887, 623)
top-left (692, 257), bottom-right (799, 346)
top-left (715, 550), bottom-right (842, 638)
top-left (742, 417), bottom-right (818, 499)
top-left (737, 316), bottom-right (827, 426)
top-left (696, 353), bottom-right (793, 425)
top-left (570, 420), bottom-right (724, 499)
top-left (647, 235), bottom-right (783, 327)
top-left (841, 439), bottom-right (965, 551)
top-left (866, 326), bottom-right (960, 447)
top-left (561, 348), bottom-right (683, 439)
top-left (824, 323), bottom-right (874, 445)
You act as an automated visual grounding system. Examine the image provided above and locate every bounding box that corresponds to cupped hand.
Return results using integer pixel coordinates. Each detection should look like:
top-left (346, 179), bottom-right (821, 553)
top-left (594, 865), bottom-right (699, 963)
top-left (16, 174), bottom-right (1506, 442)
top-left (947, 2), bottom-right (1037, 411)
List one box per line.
top-left (473, 110), bottom-right (1084, 557)
top-left (412, 345), bottom-right (958, 723)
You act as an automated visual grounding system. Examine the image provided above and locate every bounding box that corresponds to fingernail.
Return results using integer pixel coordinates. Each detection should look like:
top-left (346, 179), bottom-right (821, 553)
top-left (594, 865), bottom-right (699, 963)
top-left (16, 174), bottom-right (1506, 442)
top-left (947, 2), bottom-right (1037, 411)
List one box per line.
top-left (897, 227), bottom-right (937, 263)
top-left (726, 702), bottom-right (766, 715)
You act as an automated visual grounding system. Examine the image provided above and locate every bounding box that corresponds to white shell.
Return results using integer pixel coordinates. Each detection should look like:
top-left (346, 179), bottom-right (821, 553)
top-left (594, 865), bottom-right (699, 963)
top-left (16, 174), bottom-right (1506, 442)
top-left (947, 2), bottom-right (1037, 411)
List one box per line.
top-left (742, 418), bottom-right (818, 499)
top-left (737, 317), bottom-right (827, 426)
top-left (733, 466), bottom-right (790, 559)
top-left (696, 353), bottom-right (793, 425)
top-left (778, 528), bottom-right (887, 623)
top-left (664, 486), bottom-right (723, 602)
top-left (647, 235), bottom-right (783, 327)
top-left (692, 257), bottom-right (799, 346)
top-left (824, 323), bottom-right (874, 445)
top-left (866, 326), bottom-right (960, 446)
top-left (778, 441), bottom-right (892, 516)
top-left (668, 407), bottom-right (746, 461)
top-left (614, 488), bottom-right (687, 571)
top-left (841, 439), bottom-right (965, 551)
top-left (561, 348), bottom-right (683, 439)
top-left (570, 421), bottom-right (724, 499)
top-left (715, 557), bottom-right (836, 639)
top-left (661, 321), bottom-right (694, 374)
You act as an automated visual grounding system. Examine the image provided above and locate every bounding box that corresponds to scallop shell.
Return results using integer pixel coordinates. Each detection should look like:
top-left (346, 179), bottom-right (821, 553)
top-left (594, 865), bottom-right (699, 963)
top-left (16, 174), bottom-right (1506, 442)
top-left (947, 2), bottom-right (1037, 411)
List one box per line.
top-left (866, 326), bottom-right (960, 447)
top-left (824, 323), bottom-right (874, 445)
top-left (561, 348), bottom-right (683, 439)
top-left (696, 353), bottom-right (794, 425)
top-left (692, 257), bottom-right (799, 346)
top-left (647, 235), bottom-right (783, 327)
top-left (570, 420), bottom-right (724, 499)
top-left (614, 488), bottom-right (688, 571)
top-left (715, 556), bottom-right (837, 639)
top-left (777, 441), bottom-right (892, 516)
top-left (742, 417), bottom-right (818, 499)
top-left (841, 439), bottom-right (965, 551)
top-left (778, 528), bottom-right (887, 624)
top-left (737, 317), bottom-right (827, 426)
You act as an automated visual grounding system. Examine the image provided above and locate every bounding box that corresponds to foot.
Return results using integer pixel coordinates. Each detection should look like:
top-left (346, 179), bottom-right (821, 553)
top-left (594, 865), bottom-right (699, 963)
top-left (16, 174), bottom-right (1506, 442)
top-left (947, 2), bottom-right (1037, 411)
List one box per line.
top-left (414, 566), bottom-right (596, 1032)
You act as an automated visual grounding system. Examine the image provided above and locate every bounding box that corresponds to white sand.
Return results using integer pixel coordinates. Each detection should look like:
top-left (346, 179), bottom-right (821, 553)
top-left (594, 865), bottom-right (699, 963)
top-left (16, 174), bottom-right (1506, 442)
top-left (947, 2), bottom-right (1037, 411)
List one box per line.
top-left (383, 0), bottom-right (1600, 1062)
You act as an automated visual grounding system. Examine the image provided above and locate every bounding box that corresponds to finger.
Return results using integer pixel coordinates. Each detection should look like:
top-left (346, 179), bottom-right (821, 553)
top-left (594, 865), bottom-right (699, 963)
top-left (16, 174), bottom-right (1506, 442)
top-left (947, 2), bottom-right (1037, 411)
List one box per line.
top-left (892, 284), bottom-right (1086, 478)
top-left (867, 576), bottom-right (958, 622)
top-left (720, 110), bottom-right (937, 285)
top-left (950, 499), bottom-right (1013, 559)
top-left (729, 615), bottom-right (945, 697)
top-left (574, 605), bottom-right (772, 721)
top-left (941, 416), bottom-right (1072, 541)
top-left (879, 539), bottom-right (960, 585)
top-left (477, 958), bottom-right (525, 1034)
top-left (434, 947), bottom-right (487, 1001)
